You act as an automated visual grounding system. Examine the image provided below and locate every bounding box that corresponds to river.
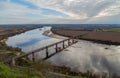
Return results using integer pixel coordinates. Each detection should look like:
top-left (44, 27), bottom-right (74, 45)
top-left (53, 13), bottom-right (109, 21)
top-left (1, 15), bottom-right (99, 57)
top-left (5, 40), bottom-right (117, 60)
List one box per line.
top-left (6, 27), bottom-right (61, 52)
top-left (6, 26), bottom-right (120, 75)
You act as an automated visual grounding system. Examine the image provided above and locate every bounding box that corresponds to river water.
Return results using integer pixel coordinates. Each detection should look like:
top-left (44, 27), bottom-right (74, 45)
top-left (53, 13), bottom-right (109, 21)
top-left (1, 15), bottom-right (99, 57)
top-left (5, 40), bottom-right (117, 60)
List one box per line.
top-left (6, 27), bottom-right (61, 52)
top-left (6, 27), bottom-right (120, 75)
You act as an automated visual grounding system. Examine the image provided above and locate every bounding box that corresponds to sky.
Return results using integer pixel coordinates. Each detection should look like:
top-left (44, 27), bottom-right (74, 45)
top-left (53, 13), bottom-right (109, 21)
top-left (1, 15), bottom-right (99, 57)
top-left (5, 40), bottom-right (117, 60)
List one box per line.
top-left (0, 0), bottom-right (120, 24)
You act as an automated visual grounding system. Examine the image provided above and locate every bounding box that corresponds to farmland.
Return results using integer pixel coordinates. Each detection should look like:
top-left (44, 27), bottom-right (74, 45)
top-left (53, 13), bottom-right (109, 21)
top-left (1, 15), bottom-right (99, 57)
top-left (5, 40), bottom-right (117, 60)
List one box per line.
top-left (52, 26), bottom-right (120, 45)
top-left (108, 28), bottom-right (120, 32)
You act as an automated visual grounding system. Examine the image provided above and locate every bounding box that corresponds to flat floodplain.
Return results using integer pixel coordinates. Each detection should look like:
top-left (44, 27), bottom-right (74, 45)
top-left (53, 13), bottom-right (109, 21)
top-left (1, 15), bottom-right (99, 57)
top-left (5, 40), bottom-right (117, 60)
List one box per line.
top-left (52, 28), bottom-right (120, 45)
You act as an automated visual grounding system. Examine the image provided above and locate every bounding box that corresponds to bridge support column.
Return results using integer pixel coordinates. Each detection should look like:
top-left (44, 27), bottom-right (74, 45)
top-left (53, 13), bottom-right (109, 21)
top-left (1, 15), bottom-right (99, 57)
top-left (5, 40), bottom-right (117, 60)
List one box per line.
top-left (32, 53), bottom-right (35, 62)
top-left (46, 47), bottom-right (49, 58)
top-left (55, 43), bottom-right (58, 53)
top-left (72, 39), bottom-right (74, 43)
top-left (12, 58), bottom-right (16, 66)
top-left (63, 41), bottom-right (65, 49)
top-left (68, 39), bottom-right (70, 46)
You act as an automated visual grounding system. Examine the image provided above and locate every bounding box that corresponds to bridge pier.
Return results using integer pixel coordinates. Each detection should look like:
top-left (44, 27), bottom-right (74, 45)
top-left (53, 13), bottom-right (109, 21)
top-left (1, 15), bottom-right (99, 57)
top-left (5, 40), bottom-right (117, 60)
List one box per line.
top-left (32, 52), bottom-right (35, 62)
top-left (46, 47), bottom-right (49, 58)
top-left (55, 43), bottom-right (58, 53)
top-left (12, 58), bottom-right (16, 66)
top-left (68, 39), bottom-right (70, 46)
top-left (63, 41), bottom-right (65, 49)
top-left (72, 39), bottom-right (75, 43)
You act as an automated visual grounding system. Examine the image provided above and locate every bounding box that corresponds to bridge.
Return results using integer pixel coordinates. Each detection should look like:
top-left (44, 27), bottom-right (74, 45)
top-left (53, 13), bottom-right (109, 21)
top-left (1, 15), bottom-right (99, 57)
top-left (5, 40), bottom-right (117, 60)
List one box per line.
top-left (11, 38), bottom-right (78, 66)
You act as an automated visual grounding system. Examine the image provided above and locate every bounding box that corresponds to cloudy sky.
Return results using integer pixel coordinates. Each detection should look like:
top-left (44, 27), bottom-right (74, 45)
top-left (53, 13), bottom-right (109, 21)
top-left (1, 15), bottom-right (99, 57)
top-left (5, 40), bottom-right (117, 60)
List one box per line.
top-left (0, 0), bottom-right (120, 24)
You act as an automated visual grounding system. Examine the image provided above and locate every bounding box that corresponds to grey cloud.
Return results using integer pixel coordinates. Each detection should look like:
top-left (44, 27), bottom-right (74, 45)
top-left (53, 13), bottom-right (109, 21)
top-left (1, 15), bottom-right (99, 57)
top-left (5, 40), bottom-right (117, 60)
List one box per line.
top-left (0, 0), bottom-right (120, 24)
top-left (87, 14), bottom-right (120, 24)
top-left (26, 0), bottom-right (120, 18)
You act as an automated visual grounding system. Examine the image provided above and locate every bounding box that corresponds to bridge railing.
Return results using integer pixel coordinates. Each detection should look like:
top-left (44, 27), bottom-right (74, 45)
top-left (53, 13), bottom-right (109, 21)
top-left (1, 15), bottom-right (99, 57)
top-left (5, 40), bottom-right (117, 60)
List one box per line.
top-left (11, 38), bottom-right (78, 66)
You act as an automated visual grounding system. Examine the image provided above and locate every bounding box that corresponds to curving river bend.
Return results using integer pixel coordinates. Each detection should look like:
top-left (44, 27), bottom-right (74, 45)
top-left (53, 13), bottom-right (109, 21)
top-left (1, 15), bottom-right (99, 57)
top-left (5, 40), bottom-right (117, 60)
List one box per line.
top-left (6, 27), bottom-right (120, 75)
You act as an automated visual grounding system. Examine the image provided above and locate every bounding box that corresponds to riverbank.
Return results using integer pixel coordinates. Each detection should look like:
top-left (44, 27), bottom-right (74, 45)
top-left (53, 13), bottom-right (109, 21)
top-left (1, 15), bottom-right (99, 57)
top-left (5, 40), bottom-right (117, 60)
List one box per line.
top-left (0, 26), bottom-right (39, 63)
top-left (43, 29), bottom-right (67, 39)
top-left (51, 27), bottom-right (120, 45)
top-left (0, 26), bottom-right (38, 40)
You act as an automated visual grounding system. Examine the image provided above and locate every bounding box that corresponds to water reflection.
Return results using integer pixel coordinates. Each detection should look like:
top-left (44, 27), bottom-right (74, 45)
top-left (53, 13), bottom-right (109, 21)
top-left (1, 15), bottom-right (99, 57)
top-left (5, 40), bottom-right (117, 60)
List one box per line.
top-left (16, 38), bottom-right (48, 47)
top-left (6, 27), bottom-right (120, 75)
top-left (6, 27), bottom-right (61, 52)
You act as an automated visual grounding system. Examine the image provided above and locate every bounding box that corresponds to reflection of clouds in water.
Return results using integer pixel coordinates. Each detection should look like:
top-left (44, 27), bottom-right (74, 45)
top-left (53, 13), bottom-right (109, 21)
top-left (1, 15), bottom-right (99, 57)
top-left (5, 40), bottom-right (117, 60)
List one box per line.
top-left (48, 40), bottom-right (120, 75)
top-left (25, 29), bottom-right (42, 35)
top-left (6, 27), bottom-right (52, 48)
top-left (6, 26), bottom-right (120, 75)
top-left (6, 26), bottom-right (61, 52)
top-left (22, 38), bottom-right (61, 52)
top-left (16, 38), bottom-right (49, 48)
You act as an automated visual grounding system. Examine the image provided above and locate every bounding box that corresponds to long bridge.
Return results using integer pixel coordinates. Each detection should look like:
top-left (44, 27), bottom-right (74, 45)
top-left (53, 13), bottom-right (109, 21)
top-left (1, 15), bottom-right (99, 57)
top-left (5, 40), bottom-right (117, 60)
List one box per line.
top-left (11, 38), bottom-right (78, 66)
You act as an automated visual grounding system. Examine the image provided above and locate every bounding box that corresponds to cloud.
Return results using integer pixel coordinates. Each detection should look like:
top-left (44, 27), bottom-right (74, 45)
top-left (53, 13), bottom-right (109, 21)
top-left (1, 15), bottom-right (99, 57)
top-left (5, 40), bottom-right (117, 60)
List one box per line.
top-left (0, 0), bottom-right (120, 24)
top-left (25, 0), bottom-right (120, 19)
top-left (0, 1), bottom-right (43, 18)
top-left (86, 14), bottom-right (120, 24)
top-left (0, 1), bottom-right (69, 24)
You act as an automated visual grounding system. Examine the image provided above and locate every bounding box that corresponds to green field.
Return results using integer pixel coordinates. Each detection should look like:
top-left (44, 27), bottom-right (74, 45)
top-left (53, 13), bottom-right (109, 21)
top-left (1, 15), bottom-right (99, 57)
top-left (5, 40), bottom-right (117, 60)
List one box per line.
top-left (109, 28), bottom-right (120, 32)
top-left (0, 63), bottom-right (45, 78)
